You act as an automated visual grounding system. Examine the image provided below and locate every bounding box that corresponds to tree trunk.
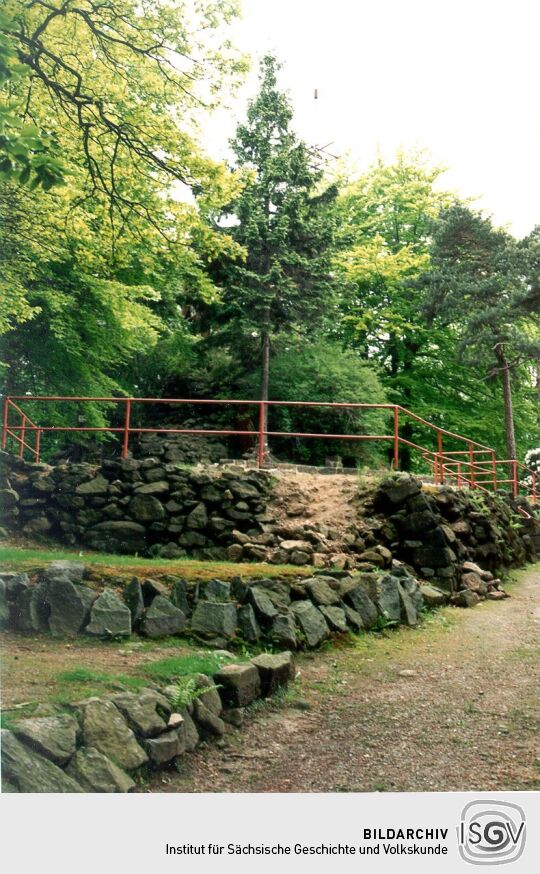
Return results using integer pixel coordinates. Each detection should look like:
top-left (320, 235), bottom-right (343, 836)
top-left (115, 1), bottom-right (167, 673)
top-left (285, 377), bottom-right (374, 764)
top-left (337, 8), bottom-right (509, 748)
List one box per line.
top-left (494, 344), bottom-right (517, 460)
top-left (260, 307), bottom-right (271, 454)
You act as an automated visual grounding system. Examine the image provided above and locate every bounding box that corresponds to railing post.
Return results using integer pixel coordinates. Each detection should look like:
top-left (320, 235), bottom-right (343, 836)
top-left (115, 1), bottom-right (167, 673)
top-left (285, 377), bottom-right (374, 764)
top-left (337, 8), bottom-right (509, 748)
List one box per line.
top-left (122, 399), bottom-right (131, 460)
top-left (512, 460), bottom-right (518, 499)
top-left (437, 430), bottom-right (444, 483)
top-left (532, 473), bottom-right (537, 505)
top-left (393, 407), bottom-right (399, 470)
top-left (18, 415), bottom-right (26, 460)
top-left (258, 401), bottom-right (266, 468)
top-left (1, 397), bottom-right (8, 450)
top-left (35, 429), bottom-right (41, 463)
top-left (469, 442), bottom-right (475, 489)
top-left (492, 451), bottom-right (497, 492)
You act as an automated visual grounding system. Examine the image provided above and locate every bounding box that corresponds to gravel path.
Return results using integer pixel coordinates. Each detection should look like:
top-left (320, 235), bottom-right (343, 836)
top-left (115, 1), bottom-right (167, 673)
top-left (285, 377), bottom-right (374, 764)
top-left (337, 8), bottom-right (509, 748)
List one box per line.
top-left (147, 567), bottom-right (540, 793)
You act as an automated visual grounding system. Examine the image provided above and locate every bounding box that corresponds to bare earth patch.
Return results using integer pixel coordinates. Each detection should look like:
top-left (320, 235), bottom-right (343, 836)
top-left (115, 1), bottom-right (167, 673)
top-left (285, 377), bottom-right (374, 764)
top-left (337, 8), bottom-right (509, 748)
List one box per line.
top-left (146, 566), bottom-right (540, 793)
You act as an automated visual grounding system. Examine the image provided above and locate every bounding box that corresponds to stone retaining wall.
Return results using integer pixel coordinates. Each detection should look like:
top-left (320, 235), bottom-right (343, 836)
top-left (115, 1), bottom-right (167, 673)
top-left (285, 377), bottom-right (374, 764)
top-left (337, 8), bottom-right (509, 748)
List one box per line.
top-left (1, 651), bottom-right (295, 793)
top-left (0, 558), bottom-right (429, 650)
top-left (0, 451), bottom-right (272, 560)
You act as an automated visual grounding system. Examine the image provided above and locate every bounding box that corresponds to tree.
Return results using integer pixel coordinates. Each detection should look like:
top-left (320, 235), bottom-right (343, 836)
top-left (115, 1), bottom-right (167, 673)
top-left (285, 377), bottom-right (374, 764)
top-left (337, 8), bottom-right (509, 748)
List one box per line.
top-left (0, 0), bottom-right (246, 214)
top-left (420, 205), bottom-right (540, 459)
top-left (210, 55), bottom-right (340, 446)
top-left (335, 152), bottom-right (455, 466)
top-left (0, 1), bottom-right (246, 455)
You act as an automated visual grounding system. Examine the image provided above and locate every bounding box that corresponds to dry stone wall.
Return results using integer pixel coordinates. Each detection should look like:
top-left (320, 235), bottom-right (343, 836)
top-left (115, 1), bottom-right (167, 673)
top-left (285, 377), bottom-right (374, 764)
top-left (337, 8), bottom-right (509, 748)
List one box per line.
top-left (0, 558), bottom-right (426, 649)
top-left (1, 651), bottom-right (295, 793)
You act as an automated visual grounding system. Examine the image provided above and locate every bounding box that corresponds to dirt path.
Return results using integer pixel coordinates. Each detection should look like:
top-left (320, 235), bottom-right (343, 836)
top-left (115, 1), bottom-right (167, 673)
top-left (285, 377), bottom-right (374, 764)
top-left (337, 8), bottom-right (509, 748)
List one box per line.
top-left (147, 566), bottom-right (540, 793)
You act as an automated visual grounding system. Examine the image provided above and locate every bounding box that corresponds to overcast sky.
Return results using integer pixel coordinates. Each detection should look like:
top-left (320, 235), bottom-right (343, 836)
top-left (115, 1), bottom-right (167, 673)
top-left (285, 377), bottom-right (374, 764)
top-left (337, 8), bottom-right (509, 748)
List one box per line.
top-left (202, 0), bottom-right (539, 238)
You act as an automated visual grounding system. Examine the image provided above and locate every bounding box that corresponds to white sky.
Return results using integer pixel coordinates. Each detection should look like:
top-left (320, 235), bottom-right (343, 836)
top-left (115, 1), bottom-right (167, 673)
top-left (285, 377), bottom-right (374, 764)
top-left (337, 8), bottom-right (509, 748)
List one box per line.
top-left (202, 0), bottom-right (540, 238)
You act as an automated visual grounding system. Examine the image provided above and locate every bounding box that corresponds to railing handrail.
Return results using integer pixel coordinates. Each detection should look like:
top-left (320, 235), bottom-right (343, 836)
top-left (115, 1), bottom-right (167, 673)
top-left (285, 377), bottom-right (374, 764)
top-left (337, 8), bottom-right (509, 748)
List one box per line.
top-left (1, 394), bottom-right (536, 504)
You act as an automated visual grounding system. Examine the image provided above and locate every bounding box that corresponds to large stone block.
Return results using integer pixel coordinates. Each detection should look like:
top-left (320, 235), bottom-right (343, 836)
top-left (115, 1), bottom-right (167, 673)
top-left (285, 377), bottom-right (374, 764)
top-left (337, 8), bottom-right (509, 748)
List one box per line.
top-left (142, 596), bottom-right (186, 638)
top-left (191, 601), bottom-right (237, 640)
top-left (214, 663), bottom-right (261, 708)
top-left (86, 588), bottom-right (132, 638)
top-left (66, 746), bottom-right (135, 792)
top-left (1, 729), bottom-right (83, 793)
top-left (290, 601), bottom-right (329, 647)
top-left (251, 652), bottom-right (295, 696)
top-left (12, 714), bottom-right (78, 765)
top-left (81, 699), bottom-right (148, 770)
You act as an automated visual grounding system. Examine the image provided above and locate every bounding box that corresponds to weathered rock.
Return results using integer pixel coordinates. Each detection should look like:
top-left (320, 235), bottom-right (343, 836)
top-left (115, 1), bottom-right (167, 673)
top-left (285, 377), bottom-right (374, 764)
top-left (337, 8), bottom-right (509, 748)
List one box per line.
top-left (180, 709), bottom-right (200, 751)
top-left (203, 579), bottom-right (231, 602)
top-left (145, 729), bottom-right (185, 764)
top-left (451, 590), bottom-right (481, 608)
top-left (291, 600), bottom-right (329, 647)
top-left (86, 520), bottom-right (146, 552)
top-left (229, 480), bottom-right (261, 500)
top-left (111, 689), bottom-right (170, 737)
top-left (0, 571), bottom-right (30, 598)
top-left (343, 604), bottom-right (364, 632)
top-left (129, 494), bottom-right (166, 522)
top-left (170, 578), bottom-right (191, 616)
top-left (14, 583), bottom-right (49, 632)
top-left (419, 583), bottom-right (448, 607)
top-left (81, 699), bottom-right (148, 770)
top-left (251, 651), bottom-right (295, 696)
top-left (397, 581), bottom-right (417, 626)
top-left (46, 576), bottom-right (97, 636)
top-left (271, 613), bottom-right (297, 649)
top-left (375, 474), bottom-right (421, 508)
top-left (305, 578), bottom-right (341, 606)
top-left (358, 549), bottom-right (387, 568)
top-left (191, 601), bottom-right (237, 640)
top-left (222, 708), bottom-right (244, 728)
top-left (1, 729), bottom-right (83, 792)
top-left (133, 480), bottom-right (169, 496)
top-left (318, 604), bottom-right (349, 632)
top-left (237, 604), bottom-right (261, 642)
top-left (461, 572), bottom-right (488, 595)
top-left (22, 515), bottom-right (52, 535)
top-left (192, 700), bottom-right (225, 737)
top-left (342, 586), bottom-right (378, 629)
top-left (86, 588), bottom-right (131, 638)
top-left (66, 746), bottom-right (135, 792)
top-left (142, 596), bottom-right (186, 638)
top-left (186, 502), bottom-right (208, 530)
top-left (377, 574), bottom-right (402, 622)
top-left (193, 674), bottom-right (223, 715)
top-left (75, 475), bottom-right (109, 496)
top-left (280, 539), bottom-right (313, 553)
top-left (12, 714), bottom-right (78, 765)
top-left (124, 577), bottom-right (144, 623)
top-left (214, 663), bottom-right (261, 707)
top-left (248, 587), bottom-right (278, 621)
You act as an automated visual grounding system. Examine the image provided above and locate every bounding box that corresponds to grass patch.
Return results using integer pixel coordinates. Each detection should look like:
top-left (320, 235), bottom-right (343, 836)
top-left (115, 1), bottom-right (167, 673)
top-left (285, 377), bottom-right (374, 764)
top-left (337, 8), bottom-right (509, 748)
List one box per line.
top-left (0, 546), bottom-right (309, 582)
top-left (141, 652), bottom-right (238, 683)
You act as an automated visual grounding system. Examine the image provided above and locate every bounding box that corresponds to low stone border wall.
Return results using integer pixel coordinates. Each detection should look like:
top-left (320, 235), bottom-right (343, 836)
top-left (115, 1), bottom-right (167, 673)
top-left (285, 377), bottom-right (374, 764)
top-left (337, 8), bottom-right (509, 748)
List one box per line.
top-left (1, 651), bottom-right (295, 793)
top-left (1, 558), bottom-right (430, 650)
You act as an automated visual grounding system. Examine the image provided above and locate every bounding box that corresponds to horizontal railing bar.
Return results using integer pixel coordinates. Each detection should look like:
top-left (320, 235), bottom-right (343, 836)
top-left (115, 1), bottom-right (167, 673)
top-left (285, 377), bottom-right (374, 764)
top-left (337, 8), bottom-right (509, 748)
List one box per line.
top-left (395, 406), bottom-right (493, 451)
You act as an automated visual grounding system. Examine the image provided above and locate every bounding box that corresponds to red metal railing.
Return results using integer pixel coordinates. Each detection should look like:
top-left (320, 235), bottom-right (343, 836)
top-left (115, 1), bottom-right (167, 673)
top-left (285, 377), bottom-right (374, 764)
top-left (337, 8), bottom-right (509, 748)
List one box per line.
top-left (1, 395), bottom-right (537, 503)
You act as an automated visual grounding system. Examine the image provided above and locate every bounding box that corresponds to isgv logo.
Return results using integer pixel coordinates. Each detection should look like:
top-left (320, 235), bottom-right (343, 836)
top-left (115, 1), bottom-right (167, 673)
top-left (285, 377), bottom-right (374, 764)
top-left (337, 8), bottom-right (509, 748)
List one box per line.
top-left (458, 800), bottom-right (526, 865)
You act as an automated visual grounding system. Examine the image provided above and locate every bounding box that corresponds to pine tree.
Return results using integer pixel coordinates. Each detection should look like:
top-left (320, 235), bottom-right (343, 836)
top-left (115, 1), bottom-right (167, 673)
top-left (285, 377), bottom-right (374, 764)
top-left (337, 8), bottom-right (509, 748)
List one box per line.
top-left (214, 55), bottom-right (339, 445)
top-left (421, 205), bottom-right (540, 460)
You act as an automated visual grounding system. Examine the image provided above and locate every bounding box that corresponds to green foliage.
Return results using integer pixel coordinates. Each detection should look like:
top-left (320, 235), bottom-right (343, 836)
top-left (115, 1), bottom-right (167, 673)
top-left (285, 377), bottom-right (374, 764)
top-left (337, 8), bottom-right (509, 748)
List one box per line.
top-left (239, 336), bottom-right (388, 465)
top-left (141, 652), bottom-right (233, 683)
top-left (210, 54), bottom-right (341, 395)
top-left (169, 678), bottom-right (221, 711)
